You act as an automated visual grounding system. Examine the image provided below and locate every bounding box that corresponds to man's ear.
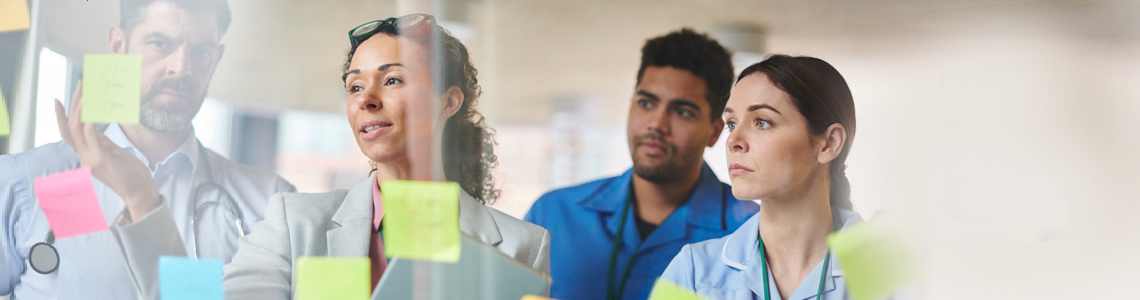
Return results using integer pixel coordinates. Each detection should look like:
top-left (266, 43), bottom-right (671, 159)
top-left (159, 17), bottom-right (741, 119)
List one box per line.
top-left (817, 123), bottom-right (847, 164)
top-left (109, 25), bottom-right (127, 54)
top-left (442, 86), bottom-right (465, 119)
top-left (707, 118), bottom-right (725, 147)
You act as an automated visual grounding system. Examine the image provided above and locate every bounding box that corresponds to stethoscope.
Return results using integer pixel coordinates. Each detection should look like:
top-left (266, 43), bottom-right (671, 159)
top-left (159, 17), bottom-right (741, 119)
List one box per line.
top-left (28, 143), bottom-right (248, 274)
top-left (604, 185), bottom-right (731, 300)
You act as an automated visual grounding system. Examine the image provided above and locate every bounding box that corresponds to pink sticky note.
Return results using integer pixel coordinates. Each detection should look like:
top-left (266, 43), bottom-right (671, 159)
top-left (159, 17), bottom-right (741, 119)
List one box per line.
top-left (33, 167), bottom-right (108, 238)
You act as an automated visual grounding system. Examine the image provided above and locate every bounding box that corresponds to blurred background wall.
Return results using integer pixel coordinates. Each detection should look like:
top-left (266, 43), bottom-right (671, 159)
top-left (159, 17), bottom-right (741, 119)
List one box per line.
top-left (4, 0), bottom-right (1140, 298)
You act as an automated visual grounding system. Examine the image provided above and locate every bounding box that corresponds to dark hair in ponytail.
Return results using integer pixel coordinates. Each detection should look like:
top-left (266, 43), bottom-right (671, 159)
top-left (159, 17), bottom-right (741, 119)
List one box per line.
top-left (736, 55), bottom-right (856, 210)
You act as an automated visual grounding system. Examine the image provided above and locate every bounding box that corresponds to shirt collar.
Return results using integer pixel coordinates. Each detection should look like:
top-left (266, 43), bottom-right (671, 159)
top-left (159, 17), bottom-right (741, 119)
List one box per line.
top-left (103, 123), bottom-right (200, 173)
top-left (578, 162), bottom-right (729, 230)
top-left (721, 208), bottom-right (864, 269)
top-left (372, 177), bottom-right (384, 230)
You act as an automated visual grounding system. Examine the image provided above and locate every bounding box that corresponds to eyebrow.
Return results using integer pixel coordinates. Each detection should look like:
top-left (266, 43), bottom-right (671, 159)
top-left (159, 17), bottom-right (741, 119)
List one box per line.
top-left (724, 104), bottom-right (780, 114)
top-left (342, 63), bottom-right (407, 82)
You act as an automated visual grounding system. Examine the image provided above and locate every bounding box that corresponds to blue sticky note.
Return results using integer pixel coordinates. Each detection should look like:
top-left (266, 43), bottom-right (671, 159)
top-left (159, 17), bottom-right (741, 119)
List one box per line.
top-left (159, 256), bottom-right (224, 300)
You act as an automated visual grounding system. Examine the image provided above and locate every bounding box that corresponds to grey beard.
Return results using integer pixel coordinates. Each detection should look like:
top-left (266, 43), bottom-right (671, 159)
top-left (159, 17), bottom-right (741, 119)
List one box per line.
top-left (140, 101), bottom-right (196, 133)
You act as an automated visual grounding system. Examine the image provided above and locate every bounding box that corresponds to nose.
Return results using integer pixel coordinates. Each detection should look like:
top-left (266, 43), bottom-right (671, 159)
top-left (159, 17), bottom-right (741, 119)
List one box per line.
top-left (645, 107), bottom-right (671, 136)
top-left (356, 85), bottom-right (383, 111)
top-left (727, 126), bottom-right (748, 153)
top-left (164, 45), bottom-right (191, 78)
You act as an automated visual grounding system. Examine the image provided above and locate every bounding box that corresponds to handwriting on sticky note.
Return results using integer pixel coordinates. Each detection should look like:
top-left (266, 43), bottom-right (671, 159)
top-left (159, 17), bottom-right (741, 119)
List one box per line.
top-left (381, 180), bottom-right (461, 263)
top-left (0, 86), bottom-right (9, 136)
top-left (32, 167), bottom-right (108, 238)
top-left (159, 256), bottom-right (223, 300)
top-left (0, 0), bottom-right (31, 33)
top-left (649, 279), bottom-right (708, 300)
top-left (828, 215), bottom-right (923, 300)
top-left (82, 54), bottom-right (142, 124)
top-left (295, 257), bottom-right (370, 300)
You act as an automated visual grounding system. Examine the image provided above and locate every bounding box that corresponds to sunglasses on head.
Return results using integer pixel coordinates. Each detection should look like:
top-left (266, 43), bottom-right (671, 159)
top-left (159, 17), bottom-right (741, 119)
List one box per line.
top-left (348, 14), bottom-right (438, 49)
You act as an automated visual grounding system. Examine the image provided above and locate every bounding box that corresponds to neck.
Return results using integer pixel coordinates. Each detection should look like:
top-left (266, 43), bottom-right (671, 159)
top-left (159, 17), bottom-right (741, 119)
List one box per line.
top-left (758, 174), bottom-right (835, 270)
top-left (373, 158), bottom-right (413, 185)
top-left (120, 124), bottom-right (193, 170)
top-left (630, 165), bottom-right (702, 225)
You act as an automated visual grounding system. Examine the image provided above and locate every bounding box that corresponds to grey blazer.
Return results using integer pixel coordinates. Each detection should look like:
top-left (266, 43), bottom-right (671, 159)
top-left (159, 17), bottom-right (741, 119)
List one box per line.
top-left (222, 176), bottom-right (551, 299)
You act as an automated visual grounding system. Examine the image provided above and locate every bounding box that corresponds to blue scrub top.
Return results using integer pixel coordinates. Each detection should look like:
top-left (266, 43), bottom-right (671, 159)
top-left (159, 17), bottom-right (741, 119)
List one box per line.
top-left (524, 162), bottom-right (760, 300)
top-left (659, 209), bottom-right (864, 300)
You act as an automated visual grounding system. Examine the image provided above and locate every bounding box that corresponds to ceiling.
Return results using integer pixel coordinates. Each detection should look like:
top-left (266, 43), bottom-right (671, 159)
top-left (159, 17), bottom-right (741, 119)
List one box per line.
top-left (34, 0), bottom-right (1140, 123)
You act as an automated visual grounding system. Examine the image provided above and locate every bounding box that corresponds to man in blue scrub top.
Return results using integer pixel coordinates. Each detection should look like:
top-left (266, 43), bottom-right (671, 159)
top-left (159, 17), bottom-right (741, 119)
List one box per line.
top-left (525, 28), bottom-right (760, 300)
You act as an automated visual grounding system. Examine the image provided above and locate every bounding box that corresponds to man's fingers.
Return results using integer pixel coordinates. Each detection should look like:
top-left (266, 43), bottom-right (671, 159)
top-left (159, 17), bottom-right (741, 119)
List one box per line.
top-left (67, 80), bottom-right (88, 151)
top-left (54, 99), bottom-right (74, 146)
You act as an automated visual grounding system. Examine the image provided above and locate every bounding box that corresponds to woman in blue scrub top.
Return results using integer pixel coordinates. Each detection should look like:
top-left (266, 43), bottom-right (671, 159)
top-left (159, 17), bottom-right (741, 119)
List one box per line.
top-left (659, 55), bottom-right (861, 300)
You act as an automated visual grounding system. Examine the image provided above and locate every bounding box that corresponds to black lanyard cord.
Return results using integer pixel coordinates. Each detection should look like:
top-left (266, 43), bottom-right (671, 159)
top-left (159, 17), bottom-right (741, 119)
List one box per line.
top-left (605, 196), bottom-right (635, 300)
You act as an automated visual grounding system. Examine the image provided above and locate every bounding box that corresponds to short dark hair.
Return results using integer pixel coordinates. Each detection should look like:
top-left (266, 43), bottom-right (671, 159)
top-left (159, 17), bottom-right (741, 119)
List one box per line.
top-left (737, 55), bottom-right (856, 210)
top-left (636, 28), bottom-right (734, 121)
top-left (120, 0), bottom-right (232, 38)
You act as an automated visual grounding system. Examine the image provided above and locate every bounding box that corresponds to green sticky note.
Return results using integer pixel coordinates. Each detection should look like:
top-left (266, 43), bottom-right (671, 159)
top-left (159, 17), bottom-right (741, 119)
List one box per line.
top-left (0, 86), bottom-right (9, 136)
top-left (294, 257), bottom-right (370, 300)
top-left (81, 54), bottom-right (141, 124)
top-left (828, 216), bottom-right (922, 300)
top-left (381, 180), bottom-right (461, 263)
top-left (649, 279), bottom-right (708, 300)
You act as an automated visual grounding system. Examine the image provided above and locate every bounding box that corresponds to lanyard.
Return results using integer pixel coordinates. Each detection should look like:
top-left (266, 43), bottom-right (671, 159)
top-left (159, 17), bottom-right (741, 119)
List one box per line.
top-left (605, 194), bottom-right (638, 300)
top-left (758, 219), bottom-right (838, 300)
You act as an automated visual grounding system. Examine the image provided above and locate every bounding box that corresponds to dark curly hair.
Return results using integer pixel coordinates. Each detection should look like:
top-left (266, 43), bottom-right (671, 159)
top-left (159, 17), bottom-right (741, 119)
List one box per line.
top-left (737, 55), bottom-right (856, 210)
top-left (343, 17), bottom-right (500, 204)
top-left (637, 28), bottom-right (735, 121)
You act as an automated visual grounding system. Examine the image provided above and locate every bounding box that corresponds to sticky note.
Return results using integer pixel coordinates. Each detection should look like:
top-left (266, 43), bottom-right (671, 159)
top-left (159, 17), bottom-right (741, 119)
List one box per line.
top-left (0, 0), bottom-right (31, 32)
top-left (32, 167), bottom-right (108, 238)
top-left (649, 279), bottom-right (708, 300)
top-left (0, 86), bottom-right (9, 136)
top-left (381, 180), bottom-right (461, 263)
top-left (295, 257), bottom-right (370, 300)
top-left (81, 54), bottom-right (141, 124)
top-left (828, 216), bottom-right (922, 300)
top-left (159, 256), bottom-right (223, 300)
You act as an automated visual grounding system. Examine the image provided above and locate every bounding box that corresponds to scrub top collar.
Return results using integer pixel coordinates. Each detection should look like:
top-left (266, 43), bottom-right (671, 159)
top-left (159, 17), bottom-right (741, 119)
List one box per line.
top-left (720, 208), bottom-right (862, 300)
top-left (103, 123), bottom-right (201, 174)
top-left (579, 162), bottom-right (730, 252)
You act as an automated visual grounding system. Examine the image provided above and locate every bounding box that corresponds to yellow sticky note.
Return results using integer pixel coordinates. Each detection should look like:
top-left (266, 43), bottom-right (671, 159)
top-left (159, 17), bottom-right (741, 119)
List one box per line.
top-left (0, 0), bottom-right (31, 32)
top-left (648, 279), bottom-right (708, 300)
top-left (0, 86), bottom-right (10, 136)
top-left (294, 257), bottom-right (370, 300)
top-left (381, 180), bottom-right (461, 263)
top-left (828, 215), bottom-right (922, 300)
top-left (81, 54), bottom-right (141, 124)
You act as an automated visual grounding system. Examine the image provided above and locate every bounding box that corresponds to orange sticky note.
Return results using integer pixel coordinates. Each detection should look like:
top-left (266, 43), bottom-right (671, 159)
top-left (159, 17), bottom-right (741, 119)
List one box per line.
top-left (32, 167), bottom-right (108, 238)
top-left (0, 0), bottom-right (31, 32)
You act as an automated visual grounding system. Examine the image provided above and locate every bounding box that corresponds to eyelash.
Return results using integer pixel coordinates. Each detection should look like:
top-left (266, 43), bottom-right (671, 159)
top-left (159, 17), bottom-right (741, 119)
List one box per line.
top-left (726, 117), bottom-right (772, 132)
top-left (347, 76), bottom-right (403, 93)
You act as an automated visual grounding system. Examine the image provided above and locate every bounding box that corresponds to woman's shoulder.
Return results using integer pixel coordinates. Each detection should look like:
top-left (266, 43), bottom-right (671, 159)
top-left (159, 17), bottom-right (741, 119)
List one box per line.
top-left (483, 205), bottom-right (548, 241)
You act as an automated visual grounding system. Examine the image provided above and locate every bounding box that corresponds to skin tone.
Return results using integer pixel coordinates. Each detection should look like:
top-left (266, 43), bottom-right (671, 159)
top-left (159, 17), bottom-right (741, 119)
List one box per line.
top-left (343, 34), bottom-right (463, 188)
top-left (626, 66), bottom-right (724, 225)
top-left (723, 73), bottom-right (847, 300)
top-left (54, 1), bottom-right (225, 221)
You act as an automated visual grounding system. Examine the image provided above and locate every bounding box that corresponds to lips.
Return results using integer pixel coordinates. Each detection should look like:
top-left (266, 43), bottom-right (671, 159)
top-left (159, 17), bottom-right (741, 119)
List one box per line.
top-left (638, 140), bottom-right (667, 156)
top-left (358, 120), bottom-right (393, 141)
top-left (728, 163), bottom-right (754, 176)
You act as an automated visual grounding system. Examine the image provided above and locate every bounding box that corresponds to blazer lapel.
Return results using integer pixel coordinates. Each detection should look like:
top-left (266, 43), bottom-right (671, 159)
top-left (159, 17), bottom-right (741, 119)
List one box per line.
top-left (458, 189), bottom-right (502, 246)
top-left (326, 177), bottom-right (375, 257)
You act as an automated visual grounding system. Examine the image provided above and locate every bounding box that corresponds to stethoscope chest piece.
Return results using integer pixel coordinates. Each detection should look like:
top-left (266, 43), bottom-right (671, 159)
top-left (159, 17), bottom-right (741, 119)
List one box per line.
top-left (29, 241), bottom-right (59, 274)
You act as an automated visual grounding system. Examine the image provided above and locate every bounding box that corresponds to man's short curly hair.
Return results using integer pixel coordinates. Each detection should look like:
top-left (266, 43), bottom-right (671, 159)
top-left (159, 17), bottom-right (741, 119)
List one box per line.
top-left (343, 18), bottom-right (500, 204)
top-left (636, 28), bottom-right (735, 121)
